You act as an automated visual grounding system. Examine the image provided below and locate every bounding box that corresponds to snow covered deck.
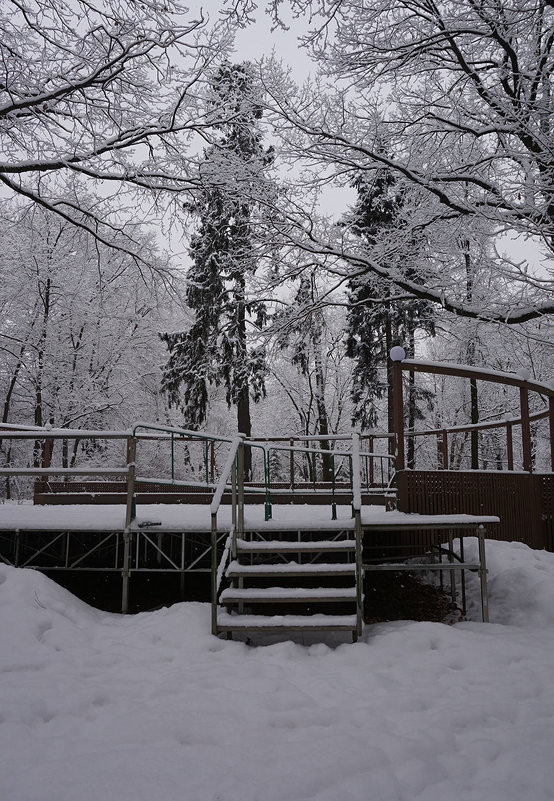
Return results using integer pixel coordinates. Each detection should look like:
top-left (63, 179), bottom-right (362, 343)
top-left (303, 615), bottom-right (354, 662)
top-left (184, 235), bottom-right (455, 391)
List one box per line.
top-left (0, 501), bottom-right (499, 533)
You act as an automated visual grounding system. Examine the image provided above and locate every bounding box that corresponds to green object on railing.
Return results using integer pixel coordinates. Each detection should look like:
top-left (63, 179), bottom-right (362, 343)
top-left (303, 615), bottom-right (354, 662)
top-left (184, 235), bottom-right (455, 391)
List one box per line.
top-left (247, 441), bottom-right (272, 521)
top-left (351, 458), bottom-right (355, 518)
top-left (331, 453), bottom-right (337, 520)
top-left (205, 440), bottom-right (209, 486)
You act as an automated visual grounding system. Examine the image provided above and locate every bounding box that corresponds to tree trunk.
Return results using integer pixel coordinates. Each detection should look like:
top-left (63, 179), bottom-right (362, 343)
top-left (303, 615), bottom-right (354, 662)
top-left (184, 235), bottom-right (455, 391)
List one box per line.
top-left (464, 243), bottom-right (479, 469)
top-left (33, 276), bottom-right (51, 467)
top-left (310, 294), bottom-right (332, 482)
top-left (235, 275), bottom-right (252, 481)
top-left (236, 387), bottom-right (252, 480)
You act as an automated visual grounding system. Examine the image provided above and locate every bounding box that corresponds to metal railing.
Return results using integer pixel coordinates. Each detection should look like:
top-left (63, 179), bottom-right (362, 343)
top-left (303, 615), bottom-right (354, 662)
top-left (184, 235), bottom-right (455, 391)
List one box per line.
top-left (210, 436), bottom-right (243, 635)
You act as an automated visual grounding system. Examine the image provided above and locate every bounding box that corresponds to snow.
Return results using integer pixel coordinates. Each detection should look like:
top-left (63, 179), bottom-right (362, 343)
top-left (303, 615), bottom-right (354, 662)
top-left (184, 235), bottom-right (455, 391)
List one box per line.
top-left (0, 501), bottom-right (498, 533)
top-left (2, 538), bottom-right (554, 800)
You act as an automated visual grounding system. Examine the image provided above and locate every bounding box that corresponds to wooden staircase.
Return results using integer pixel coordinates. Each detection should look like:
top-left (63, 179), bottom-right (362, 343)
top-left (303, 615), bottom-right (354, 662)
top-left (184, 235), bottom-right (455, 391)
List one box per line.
top-left (214, 528), bottom-right (363, 641)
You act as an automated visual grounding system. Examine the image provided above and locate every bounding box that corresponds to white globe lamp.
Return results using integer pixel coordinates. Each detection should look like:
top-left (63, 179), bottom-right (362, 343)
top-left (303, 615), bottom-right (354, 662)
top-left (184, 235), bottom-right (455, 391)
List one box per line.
top-left (390, 346), bottom-right (406, 362)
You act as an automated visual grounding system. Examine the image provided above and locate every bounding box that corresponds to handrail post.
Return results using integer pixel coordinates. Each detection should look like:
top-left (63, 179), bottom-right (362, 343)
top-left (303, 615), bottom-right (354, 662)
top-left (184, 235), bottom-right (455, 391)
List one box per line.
top-left (125, 434), bottom-right (137, 529)
top-left (368, 436), bottom-right (374, 486)
top-left (289, 438), bottom-right (295, 490)
top-left (122, 433), bottom-right (137, 614)
top-left (231, 457), bottom-right (237, 529)
top-left (211, 512), bottom-right (218, 635)
top-left (520, 386), bottom-right (532, 472)
top-left (237, 436), bottom-right (245, 536)
top-left (331, 453), bottom-right (337, 520)
top-left (170, 432), bottom-right (175, 483)
top-left (354, 508), bottom-right (363, 639)
top-left (351, 431), bottom-right (363, 639)
top-left (264, 447), bottom-right (272, 521)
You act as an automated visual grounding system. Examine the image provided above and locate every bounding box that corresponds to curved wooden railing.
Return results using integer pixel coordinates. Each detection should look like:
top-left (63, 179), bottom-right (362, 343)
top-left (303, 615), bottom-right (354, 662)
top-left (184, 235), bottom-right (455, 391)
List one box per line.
top-left (390, 355), bottom-right (554, 473)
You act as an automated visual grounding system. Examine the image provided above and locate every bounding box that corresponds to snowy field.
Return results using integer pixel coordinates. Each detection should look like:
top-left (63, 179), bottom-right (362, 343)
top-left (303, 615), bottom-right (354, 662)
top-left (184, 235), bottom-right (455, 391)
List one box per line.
top-left (2, 539), bottom-right (554, 801)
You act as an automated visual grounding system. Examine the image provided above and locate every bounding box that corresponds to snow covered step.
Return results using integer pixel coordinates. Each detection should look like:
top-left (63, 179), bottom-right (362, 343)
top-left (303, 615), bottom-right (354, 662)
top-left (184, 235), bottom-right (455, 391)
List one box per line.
top-left (235, 539), bottom-right (356, 554)
top-left (220, 586), bottom-right (357, 604)
top-left (216, 612), bottom-right (358, 631)
top-left (226, 560), bottom-right (356, 578)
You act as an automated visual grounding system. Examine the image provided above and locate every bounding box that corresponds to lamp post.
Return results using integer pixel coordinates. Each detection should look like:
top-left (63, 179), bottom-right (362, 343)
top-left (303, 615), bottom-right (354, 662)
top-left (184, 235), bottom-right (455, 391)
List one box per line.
top-left (390, 346), bottom-right (406, 472)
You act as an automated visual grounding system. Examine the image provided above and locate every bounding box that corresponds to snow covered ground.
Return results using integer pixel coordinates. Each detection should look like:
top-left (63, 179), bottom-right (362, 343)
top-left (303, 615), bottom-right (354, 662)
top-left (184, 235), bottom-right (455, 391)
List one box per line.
top-left (2, 538), bottom-right (554, 801)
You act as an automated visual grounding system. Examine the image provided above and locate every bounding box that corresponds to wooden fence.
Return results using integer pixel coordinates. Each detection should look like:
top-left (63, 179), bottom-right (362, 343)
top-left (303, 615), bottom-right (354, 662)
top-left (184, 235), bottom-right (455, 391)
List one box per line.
top-left (397, 470), bottom-right (554, 551)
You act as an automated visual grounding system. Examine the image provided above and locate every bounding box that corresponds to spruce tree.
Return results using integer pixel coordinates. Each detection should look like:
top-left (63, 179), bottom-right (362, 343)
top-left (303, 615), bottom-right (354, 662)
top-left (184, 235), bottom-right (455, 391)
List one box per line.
top-left (161, 62), bottom-right (272, 477)
top-left (345, 167), bottom-right (435, 464)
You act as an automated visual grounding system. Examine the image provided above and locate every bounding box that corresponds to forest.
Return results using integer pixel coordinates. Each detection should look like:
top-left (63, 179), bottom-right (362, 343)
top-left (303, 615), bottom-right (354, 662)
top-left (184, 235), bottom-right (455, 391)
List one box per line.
top-left (1, 0), bottom-right (553, 486)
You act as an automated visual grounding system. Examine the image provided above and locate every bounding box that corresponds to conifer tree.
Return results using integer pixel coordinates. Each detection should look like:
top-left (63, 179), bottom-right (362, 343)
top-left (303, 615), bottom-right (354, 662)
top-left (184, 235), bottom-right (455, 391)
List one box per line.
top-left (161, 62), bottom-right (272, 478)
top-left (345, 167), bottom-right (435, 464)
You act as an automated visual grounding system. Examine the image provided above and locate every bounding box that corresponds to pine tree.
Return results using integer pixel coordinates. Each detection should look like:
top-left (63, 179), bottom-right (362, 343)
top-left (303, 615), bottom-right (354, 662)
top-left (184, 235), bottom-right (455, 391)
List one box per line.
top-left (345, 167), bottom-right (435, 464)
top-left (161, 62), bottom-right (272, 478)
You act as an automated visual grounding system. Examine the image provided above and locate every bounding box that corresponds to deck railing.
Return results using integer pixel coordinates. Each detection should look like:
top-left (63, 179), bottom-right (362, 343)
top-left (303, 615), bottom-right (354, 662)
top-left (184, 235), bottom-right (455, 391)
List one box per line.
top-left (390, 354), bottom-right (554, 473)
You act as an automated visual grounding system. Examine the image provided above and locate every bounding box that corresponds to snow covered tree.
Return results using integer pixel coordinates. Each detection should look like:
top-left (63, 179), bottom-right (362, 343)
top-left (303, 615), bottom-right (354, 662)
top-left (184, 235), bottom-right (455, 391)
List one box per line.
top-left (0, 0), bottom-right (231, 261)
top-left (161, 62), bottom-right (274, 477)
top-left (253, 0), bottom-right (554, 325)
top-left (0, 200), bottom-right (170, 439)
top-left (344, 167), bottom-right (435, 461)
top-left (273, 273), bottom-right (347, 480)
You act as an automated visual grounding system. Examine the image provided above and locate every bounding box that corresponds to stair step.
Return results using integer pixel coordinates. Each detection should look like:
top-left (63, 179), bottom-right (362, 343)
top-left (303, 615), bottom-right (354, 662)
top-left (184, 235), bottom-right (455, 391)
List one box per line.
top-left (236, 539), bottom-right (355, 553)
top-left (216, 612), bottom-right (358, 631)
top-left (220, 586), bottom-right (357, 603)
top-left (226, 560), bottom-right (356, 578)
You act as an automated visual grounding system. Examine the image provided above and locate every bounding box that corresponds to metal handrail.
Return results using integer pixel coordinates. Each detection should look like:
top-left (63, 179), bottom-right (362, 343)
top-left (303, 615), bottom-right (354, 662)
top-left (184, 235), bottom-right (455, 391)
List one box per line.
top-left (211, 436), bottom-right (243, 635)
top-left (351, 432), bottom-right (363, 638)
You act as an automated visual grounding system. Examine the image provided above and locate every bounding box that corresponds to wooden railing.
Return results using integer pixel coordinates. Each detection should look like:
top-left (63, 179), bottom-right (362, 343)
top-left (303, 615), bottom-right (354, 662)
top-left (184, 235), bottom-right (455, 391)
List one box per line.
top-left (390, 354), bottom-right (554, 473)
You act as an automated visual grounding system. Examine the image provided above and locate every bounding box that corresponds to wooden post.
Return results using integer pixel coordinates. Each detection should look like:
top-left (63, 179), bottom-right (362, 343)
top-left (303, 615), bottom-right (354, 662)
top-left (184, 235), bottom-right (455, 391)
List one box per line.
top-left (210, 440), bottom-right (215, 484)
top-left (549, 397), bottom-right (554, 473)
top-left (42, 436), bottom-right (53, 482)
top-left (520, 386), bottom-right (532, 472)
top-left (506, 421), bottom-right (514, 471)
top-left (392, 359), bottom-right (405, 472)
top-left (442, 429), bottom-right (449, 470)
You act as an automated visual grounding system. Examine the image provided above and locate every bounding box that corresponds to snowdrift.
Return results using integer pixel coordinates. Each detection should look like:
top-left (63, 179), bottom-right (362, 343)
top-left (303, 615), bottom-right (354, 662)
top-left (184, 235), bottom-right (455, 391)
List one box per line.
top-left (1, 539), bottom-right (554, 801)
